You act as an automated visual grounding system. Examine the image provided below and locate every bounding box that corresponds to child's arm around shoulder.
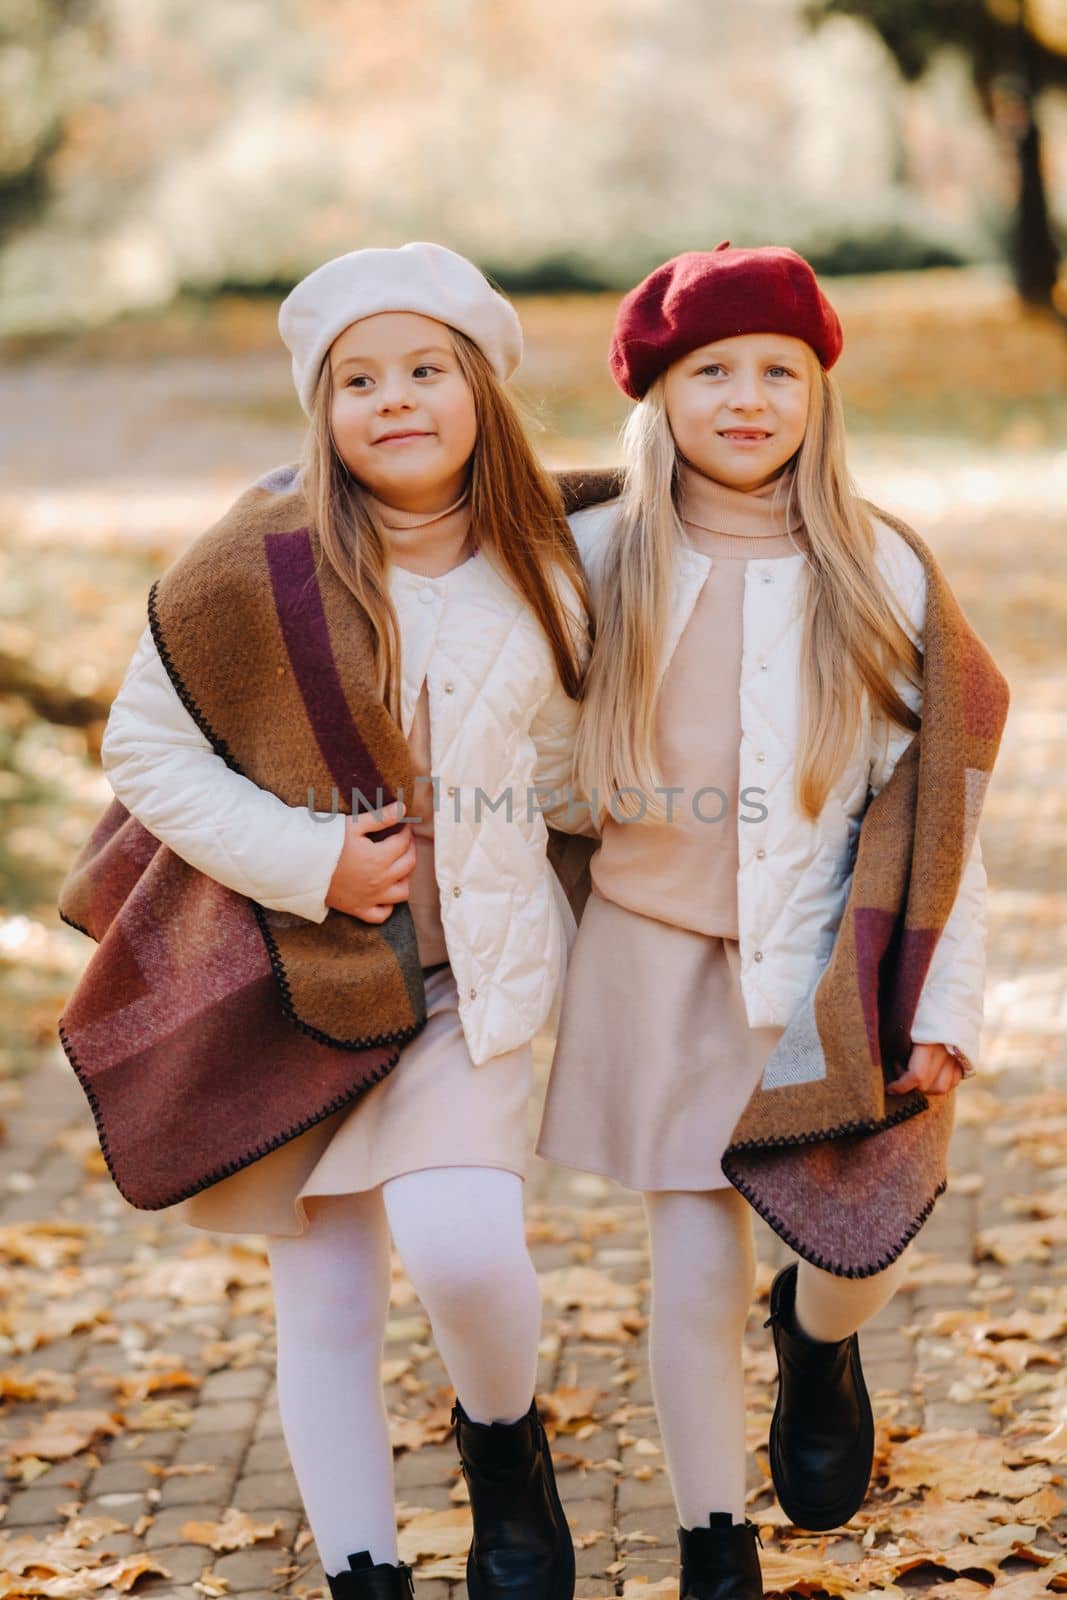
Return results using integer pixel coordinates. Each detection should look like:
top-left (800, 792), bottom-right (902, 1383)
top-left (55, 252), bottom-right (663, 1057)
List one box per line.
top-left (866, 515), bottom-right (987, 1074)
top-left (101, 625), bottom-right (347, 922)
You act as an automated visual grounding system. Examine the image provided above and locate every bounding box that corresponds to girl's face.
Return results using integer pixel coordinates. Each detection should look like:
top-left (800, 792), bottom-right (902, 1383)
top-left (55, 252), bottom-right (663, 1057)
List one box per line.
top-left (662, 332), bottom-right (813, 491)
top-left (329, 311), bottom-right (478, 512)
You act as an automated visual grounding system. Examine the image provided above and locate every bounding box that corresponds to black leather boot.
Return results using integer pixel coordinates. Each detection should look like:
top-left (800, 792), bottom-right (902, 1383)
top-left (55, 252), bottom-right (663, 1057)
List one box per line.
top-left (765, 1261), bottom-right (875, 1531)
top-left (453, 1397), bottom-right (575, 1600)
top-left (678, 1515), bottom-right (763, 1600)
top-left (326, 1550), bottom-right (415, 1600)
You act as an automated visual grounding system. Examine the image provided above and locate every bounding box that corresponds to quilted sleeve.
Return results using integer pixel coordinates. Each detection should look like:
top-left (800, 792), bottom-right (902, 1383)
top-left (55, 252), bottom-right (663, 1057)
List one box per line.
top-left (100, 625), bottom-right (347, 922)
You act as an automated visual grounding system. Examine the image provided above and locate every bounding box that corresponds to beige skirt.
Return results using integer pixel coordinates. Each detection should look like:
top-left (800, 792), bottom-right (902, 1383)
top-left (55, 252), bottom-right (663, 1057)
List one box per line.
top-left (171, 965), bottom-right (532, 1238)
top-left (536, 890), bottom-right (784, 1192)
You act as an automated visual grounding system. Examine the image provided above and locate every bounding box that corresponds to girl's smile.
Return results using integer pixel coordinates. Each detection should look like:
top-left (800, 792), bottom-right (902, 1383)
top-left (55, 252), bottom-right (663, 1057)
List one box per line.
top-left (374, 428), bottom-right (435, 445)
top-left (718, 428), bottom-right (774, 446)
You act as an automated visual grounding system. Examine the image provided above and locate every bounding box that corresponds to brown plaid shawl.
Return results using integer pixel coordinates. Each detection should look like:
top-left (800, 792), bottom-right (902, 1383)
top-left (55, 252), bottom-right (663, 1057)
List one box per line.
top-left (547, 483), bottom-right (1010, 1278)
top-left (58, 466), bottom-right (425, 1210)
top-left (721, 507), bottom-right (1009, 1276)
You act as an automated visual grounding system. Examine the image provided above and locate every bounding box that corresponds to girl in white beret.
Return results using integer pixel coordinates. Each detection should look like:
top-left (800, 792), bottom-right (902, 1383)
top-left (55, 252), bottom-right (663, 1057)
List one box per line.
top-left (537, 243), bottom-right (1005, 1600)
top-left (95, 242), bottom-right (589, 1600)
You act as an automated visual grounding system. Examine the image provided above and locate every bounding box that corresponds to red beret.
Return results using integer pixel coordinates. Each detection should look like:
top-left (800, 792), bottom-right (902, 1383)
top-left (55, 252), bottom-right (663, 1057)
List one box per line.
top-left (609, 241), bottom-right (844, 400)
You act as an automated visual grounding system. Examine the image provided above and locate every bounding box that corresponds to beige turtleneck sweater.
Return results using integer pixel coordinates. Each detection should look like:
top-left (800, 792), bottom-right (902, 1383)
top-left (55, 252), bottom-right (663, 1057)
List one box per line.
top-left (369, 489), bottom-right (474, 968)
top-left (590, 463), bottom-right (805, 939)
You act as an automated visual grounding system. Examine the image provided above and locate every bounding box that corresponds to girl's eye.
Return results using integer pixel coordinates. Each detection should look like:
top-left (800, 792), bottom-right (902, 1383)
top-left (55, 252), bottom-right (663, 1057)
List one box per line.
top-left (413, 364), bottom-right (440, 378)
top-left (698, 364), bottom-right (725, 377)
top-left (346, 375), bottom-right (372, 389)
top-left (768, 366), bottom-right (794, 378)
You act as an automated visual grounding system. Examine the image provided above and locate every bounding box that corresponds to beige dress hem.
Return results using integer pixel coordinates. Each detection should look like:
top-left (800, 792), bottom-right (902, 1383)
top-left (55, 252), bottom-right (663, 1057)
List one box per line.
top-left (537, 890), bottom-right (784, 1193)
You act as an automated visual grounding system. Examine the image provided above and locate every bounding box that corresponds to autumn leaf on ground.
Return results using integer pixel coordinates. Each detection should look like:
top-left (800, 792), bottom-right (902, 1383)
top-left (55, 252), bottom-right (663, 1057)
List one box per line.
top-left (92, 1368), bottom-right (203, 1404)
top-left (144, 1461), bottom-right (215, 1479)
top-left (975, 1218), bottom-right (1067, 1266)
top-left (200, 1333), bottom-right (262, 1371)
top-left (1005, 1184), bottom-right (1067, 1220)
top-left (127, 1397), bottom-right (195, 1431)
top-left (538, 1266), bottom-right (638, 1310)
top-left (388, 1404), bottom-right (454, 1454)
top-left (0, 1544), bottom-right (170, 1596)
top-left (539, 1386), bottom-right (602, 1433)
top-left (396, 1506), bottom-right (472, 1579)
top-left (921, 1583), bottom-right (997, 1600)
top-left (181, 1507), bottom-right (282, 1551)
top-left (6, 1408), bottom-right (120, 1464)
top-left (908, 1259), bottom-right (981, 1287)
top-left (757, 1544), bottom-right (907, 1596)
top-left (136, 1245), bottom-right (269, 1305)
top-left (931, 1306), bottom-right (1067, 1344)
top-left (0, 1297), bottom-right (108, 1354)
top-left (0, 1223), bottom-right (90, 1268)
top-left (985, 1568), bottom-right (1067, 1597)
top-left (852, 1486), bottom-right (1065, 1545)
top-left (193, 1568), bottom-right (231, 1596)
top-left (577, 1307), bottom-right (647, 1342)
top-left (883, 1430), bottom-right (1053, 1499)
top-left (1012, 1417), bottom-right (1067, 1465)
top-left (0, 1368), bottom-right (77, 1404)
top-left (381, 1358), bottom-right (412, 1385)
top-left (53, 1515), bottom-right (129, 1547)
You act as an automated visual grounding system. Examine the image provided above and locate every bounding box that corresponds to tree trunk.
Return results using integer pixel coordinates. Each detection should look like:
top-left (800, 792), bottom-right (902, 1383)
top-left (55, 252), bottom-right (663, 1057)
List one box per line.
top-left (1013, 99), bottom-right (1060, 306)
top-left (1011, 15), bottom-right (1060, 309)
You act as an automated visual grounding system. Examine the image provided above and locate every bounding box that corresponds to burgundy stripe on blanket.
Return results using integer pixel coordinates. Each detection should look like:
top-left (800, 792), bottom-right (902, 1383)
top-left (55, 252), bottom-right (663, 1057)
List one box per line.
top-left (264, 528), bottom-right (391, 808)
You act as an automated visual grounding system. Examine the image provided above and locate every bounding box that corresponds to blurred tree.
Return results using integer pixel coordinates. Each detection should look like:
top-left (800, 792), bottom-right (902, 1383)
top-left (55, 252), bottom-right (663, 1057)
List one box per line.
top-left (0, 0), bottom-right (106, 243)
top-left (806, 0), bottom-right (1065, 307)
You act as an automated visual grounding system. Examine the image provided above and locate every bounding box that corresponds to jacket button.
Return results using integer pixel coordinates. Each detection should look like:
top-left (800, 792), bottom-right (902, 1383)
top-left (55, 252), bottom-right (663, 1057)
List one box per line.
top-left (761, 572), bottom-right (773, 584)
top-left (760, 660), bottom-right (768, 670)
top-left (447, 786), bottom-right (457, 797)
top-left (469, 986), bottom-right (477, 1000)
top-left (444, 682), bottom-right (455, 694)
top-left (418, 588), bottom-right (435, 605)
top-left (756, 752), bottom-right (766, 762)
top-left (452, 885), bottom-right (462, 897)
top-left (754, 950), bottom-right (764, 962)
top-left (756, 848), bottom-right (766, 859)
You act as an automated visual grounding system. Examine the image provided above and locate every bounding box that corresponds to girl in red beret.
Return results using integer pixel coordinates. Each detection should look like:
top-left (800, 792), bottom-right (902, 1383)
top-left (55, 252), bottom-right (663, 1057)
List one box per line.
top-left (538, 243), bottom-right (992, 1599)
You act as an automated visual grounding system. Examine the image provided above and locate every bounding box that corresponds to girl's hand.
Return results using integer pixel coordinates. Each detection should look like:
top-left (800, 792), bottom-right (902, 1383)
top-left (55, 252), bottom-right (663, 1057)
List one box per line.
top-left (325, 801), bottom-right (417, 924)
top-left (887, 1042), bottom-right (966, 1098)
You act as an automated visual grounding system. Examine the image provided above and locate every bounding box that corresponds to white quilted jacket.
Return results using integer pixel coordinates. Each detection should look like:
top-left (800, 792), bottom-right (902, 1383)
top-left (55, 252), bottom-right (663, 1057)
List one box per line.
top-left (569, 499), bottom-right (988, 1067)
top-left (101, 546), bottom-right (587, 1067)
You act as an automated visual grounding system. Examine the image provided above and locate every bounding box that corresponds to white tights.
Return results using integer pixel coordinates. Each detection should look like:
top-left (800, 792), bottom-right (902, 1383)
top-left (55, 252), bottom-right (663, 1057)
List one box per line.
top-left (643, 1188), bottom-right (907, 1529)
top-left (267, 1167), bottom-right (541, 1574)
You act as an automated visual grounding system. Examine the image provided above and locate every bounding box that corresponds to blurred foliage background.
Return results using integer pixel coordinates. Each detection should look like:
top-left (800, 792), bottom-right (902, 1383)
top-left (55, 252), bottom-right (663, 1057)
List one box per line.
top-left (0, 0), bottom-right (1065, 1078)
top-left (2, 0), bottom-right (1066, 330)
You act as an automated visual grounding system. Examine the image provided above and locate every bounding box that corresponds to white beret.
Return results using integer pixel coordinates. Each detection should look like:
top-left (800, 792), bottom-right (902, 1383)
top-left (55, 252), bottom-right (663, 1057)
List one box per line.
top-left (278, 241), bottom-right (524, 415)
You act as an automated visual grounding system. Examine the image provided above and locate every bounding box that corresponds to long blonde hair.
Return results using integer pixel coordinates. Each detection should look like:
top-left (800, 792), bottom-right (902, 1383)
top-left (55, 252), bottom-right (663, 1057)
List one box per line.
top-left (574, 356), bottom-right (921, 823)
top-left (301, 327), bottom-right (592, 721)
